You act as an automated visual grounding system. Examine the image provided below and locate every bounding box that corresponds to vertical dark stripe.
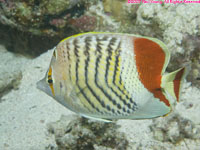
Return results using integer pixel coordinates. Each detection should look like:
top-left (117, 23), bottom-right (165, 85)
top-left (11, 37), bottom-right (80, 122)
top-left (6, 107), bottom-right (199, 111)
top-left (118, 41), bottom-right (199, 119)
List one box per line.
top-left (103, 38), bottom-right (137, 113)
top-left (83, 36), bottom-right (115, 114)
top-left (83, 36), bottom-right (110, 114)
top-left (93, 37), bottom-right (125, 113)
top-left (96, 36), bottom-right (118, 114)
top-left (84, 37), bottom-right (91, 56)
top-left (72, 36), bottom-right (105, 114)
top-left (95, 52), bottom-right (116, 113)
top-left (112, 41), bottom-right (137, 111)
top-left (73, 39), bottom-right (80, 84)
top-left (85, 47), bottom-right (107, 113)
top-left (96, 37), bottom-right (103, 55)
top-left (105, 37), bottom-right (116, 88)
top-left (66, 42), bottom-right (71, 61)
top-left (73, 39), bottom-right (79, 57)
top-left (66, 42), bottom-right (72, 81)
top-left (71, 38), bottom-right (94, 113)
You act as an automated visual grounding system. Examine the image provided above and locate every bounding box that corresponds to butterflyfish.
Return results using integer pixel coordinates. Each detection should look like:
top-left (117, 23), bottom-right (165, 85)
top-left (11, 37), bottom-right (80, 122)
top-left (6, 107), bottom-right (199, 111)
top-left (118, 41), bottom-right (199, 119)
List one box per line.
top-left (37, 32), bottom-right (189, 122)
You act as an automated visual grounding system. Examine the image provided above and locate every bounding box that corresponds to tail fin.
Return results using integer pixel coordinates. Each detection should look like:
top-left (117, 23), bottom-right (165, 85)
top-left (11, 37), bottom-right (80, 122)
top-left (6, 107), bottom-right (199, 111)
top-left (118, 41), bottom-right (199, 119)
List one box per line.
top-left (161, 66), bottom-right (190, 102)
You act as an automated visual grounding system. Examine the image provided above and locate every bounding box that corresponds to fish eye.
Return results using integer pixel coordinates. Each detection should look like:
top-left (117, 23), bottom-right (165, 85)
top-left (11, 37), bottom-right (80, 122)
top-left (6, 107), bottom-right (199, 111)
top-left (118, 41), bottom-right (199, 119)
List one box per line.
top-left (48, 79), bottom-right (53, 84)
top-left (46, 67), bottom-right (55, 96)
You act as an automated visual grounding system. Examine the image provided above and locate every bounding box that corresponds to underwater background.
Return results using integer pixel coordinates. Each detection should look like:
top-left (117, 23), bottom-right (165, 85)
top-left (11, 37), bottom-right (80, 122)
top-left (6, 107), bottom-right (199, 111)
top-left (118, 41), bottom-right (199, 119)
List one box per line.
top-left (0, 0), bottom-right (200, 150)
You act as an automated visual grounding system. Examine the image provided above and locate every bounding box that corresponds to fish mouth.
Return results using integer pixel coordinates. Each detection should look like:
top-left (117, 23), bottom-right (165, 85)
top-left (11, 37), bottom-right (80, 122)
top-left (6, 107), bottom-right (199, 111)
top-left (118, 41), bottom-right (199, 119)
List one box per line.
top-left (36, 78), bottom-right (46, 91)
top-left (36, 78), bottom-right (53, 97)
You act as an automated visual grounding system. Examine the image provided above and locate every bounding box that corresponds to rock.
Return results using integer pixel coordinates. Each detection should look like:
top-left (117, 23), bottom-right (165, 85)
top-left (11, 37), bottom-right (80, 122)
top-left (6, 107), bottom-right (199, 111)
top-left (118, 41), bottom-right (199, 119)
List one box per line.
top-left (0, 0), bottom-right (81, 30)
top-left (47, 115), bottom-right (129, 150)
top-left (150, 113), bottom-right (200, 144)
top-left (42, 0), bottom-right (80, 15)
top-left (0, 0), bottom-right (87, 56)
top-left (68, 15), bottom-right (97, 32)
top-left (104, 0), bottom-right (139, 24)
top-left (0, 45), bottom-right (26, 99)
top-left (0, 69), bottom-right (22, 99)
top-left (136, 144), bottom-right (168, 150)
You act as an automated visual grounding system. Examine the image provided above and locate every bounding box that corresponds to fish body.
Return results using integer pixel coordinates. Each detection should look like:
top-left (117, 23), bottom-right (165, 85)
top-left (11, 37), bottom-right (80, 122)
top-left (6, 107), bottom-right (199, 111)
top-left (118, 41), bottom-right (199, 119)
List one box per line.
top-left (37, 32), bottom-right (189, 121)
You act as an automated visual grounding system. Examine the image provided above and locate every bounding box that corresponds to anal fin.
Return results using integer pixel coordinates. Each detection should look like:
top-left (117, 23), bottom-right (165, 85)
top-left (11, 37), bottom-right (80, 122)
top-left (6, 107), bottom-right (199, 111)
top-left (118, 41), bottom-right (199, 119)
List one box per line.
top-left (80, 114), bottom-right (114, 123)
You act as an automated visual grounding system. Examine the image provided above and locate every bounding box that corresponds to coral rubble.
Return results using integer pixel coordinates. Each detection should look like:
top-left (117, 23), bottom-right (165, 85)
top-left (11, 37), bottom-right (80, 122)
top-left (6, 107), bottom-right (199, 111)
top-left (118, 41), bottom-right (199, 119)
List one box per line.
top-left (47, 115), bottom-right (128, 150)
top-left (150, 113), bottom-right (200, 144)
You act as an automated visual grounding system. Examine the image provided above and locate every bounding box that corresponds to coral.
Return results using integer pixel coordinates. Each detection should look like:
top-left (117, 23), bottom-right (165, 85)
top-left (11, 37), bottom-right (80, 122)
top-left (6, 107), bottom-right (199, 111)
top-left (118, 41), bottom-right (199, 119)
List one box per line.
top-left (150, 113), bottom-right (200, 144)
top-left (47, 115), bottom-right (128, 150)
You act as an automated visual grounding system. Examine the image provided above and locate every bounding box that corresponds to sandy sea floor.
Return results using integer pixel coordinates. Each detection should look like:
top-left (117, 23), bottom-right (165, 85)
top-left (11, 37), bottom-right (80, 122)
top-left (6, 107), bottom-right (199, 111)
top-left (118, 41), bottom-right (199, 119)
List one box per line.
top-left (0, 44), bottom-right (200, 150)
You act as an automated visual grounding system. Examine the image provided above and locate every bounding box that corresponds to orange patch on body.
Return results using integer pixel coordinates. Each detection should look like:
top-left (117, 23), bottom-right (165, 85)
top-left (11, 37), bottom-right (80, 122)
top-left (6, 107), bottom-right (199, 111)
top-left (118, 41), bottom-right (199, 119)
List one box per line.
top-left (134, 38), bottom-right (170, 106)
top-left (173, 68), bottom-right (184, 102)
